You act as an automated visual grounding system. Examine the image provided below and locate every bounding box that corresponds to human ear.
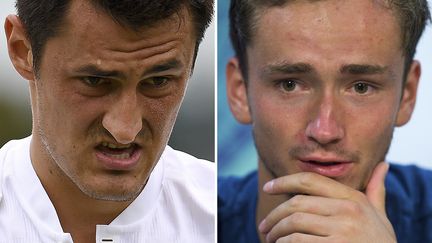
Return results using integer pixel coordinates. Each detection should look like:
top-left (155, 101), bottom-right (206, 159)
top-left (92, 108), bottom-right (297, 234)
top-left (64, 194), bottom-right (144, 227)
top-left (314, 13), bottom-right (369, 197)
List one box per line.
top-left (395, 60), bottom-right (420, 126)
top-left (4, 14), bottom-right (35, 81)
top-left (226, 57), bottom-right (252, 124)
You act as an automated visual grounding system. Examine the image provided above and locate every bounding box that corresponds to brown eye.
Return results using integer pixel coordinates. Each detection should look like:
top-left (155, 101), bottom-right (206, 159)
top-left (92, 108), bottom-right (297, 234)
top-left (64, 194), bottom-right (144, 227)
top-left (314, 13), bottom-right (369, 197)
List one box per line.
top-left (281, 80), bottom-right (297, 92)
top-left (152, 77), bottom-right (169, 86)
top-left (142, 77), bottom-right (170, 87)
top-left (354, 82), bottom-right (369, 94)
top-left (82, 76), bottom-right (104, 86)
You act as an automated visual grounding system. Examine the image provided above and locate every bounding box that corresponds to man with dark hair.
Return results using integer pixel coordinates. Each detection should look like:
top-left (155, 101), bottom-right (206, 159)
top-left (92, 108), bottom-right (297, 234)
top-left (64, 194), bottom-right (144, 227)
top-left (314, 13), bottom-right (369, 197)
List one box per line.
top-left (0, 0), bottom-right (214, 242)
top-left (218, 0), bottom-right (431, 242)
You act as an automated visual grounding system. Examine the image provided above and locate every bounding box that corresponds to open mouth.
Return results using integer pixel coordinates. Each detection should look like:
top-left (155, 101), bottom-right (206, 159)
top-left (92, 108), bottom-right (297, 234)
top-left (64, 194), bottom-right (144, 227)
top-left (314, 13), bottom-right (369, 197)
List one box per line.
top-left (94, 142), bottom-right (142, 170)
top-left (96, 142), bottom-right (138, 159)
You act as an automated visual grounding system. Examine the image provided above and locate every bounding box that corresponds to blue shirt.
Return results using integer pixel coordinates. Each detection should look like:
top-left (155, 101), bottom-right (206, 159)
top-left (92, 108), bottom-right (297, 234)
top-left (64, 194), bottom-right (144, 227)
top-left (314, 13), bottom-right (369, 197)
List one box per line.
top-left (218, 164), bottom-right (432, 243)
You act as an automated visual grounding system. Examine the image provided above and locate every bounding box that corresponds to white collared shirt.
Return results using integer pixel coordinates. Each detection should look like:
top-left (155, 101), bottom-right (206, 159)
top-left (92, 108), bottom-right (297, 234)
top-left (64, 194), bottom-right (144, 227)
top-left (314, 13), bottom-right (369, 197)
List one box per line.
top-left (0, 137), bottom-right (215, 243)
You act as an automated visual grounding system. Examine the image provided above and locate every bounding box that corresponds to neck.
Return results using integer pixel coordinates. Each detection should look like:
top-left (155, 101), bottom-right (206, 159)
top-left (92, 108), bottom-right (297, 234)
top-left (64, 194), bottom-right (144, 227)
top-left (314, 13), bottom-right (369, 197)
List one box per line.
top-left (256, 159), bottom-right (291, 243)
top-left (30, 136), bottom-right (132, 242)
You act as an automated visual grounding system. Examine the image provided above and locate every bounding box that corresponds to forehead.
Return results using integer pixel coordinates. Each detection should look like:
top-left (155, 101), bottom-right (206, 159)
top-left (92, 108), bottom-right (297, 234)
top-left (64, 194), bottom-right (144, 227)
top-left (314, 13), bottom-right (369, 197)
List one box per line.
top-left (245, 0), bottom-right (405, 78)
top-left (39, 0), bottom-right (196, 76)
top-left (64, 0), bottom-right (193, 43)
top-left (250, 0), bottom-right (402, 57)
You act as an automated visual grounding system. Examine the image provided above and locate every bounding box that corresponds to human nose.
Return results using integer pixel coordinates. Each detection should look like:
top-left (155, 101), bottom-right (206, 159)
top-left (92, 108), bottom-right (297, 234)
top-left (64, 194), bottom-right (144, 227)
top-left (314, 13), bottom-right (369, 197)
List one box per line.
top-left (102, 92), bottom-right (142, 144)
top-left (305, 94), bottom-right (344, 145)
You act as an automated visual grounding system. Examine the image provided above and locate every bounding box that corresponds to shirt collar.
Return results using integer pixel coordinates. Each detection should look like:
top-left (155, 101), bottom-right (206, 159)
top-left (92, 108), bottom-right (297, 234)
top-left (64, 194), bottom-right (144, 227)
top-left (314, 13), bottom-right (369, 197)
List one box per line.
top-left (11, 136), bottom-right (166, 231)
top-left (110, 149), bottom-right (165, 225)
top-left (11, 136), bottom-right (66, 236)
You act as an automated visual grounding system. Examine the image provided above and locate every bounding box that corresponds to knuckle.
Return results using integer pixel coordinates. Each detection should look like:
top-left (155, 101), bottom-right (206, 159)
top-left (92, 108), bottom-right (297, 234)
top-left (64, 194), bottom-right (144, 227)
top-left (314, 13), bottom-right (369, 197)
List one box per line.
top-left (288, 194), bottom-right (305, 208)
top-left (343, 200), bottom-right (364, 215)
top-left (299, 172), bottom-right (315, 188)
top-left (289, 212), bottom-right (304, 226)
top-left (278, 216), bottom-right (291, 230)
top-left (345, 220), bottom-right (359, 235)
top-left (267, 219), bottom-right (289, 243)
top-left (339, 215), bottom-right (361, 236)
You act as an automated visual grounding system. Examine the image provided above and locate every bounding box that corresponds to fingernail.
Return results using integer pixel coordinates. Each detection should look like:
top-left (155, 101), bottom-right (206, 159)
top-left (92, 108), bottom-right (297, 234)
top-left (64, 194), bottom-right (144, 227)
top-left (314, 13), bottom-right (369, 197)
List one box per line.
top-left (263, 180), bottom-right (273, 192)
top-left (258, 219), bottom-right (266, 233)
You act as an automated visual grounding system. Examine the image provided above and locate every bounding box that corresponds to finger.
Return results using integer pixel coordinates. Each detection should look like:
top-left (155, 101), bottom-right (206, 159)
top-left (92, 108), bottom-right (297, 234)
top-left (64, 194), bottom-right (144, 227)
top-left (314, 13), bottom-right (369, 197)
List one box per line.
top-left (273, 233), bottom-right (331, 243)
top-left (263, 172), bottom-right (356, 199)
top-left (259, 195), bottom-right (341, 234)
top-left (265, 212), bottom-right (330, 243)
top-left (365, 162), bottom-right (389, 214)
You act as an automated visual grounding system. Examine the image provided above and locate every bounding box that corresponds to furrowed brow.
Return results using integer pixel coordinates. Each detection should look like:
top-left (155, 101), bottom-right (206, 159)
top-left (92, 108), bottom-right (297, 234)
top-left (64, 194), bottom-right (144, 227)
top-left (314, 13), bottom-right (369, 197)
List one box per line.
top-left (340, 64), bottom-right (388, 75)
top-left (74, 65), bottom-right (125, 79)
top-left (144, 59), bottom-right (184, 75)
top-left (74, 59), bottom-right (184, 80)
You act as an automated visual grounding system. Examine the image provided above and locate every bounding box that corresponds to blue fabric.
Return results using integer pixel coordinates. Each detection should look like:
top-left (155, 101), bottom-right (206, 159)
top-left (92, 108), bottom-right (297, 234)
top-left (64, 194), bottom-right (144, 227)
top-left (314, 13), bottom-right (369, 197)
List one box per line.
top-left (218, 163), bottom-right (432, 243)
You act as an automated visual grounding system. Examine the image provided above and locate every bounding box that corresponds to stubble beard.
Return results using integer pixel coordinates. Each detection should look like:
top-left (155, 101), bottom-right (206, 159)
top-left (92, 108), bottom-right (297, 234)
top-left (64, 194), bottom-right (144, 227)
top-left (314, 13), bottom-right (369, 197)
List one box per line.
top-left (252, 127), bottom-right (394, 192)
top-left (36, 120), bottom-right (144, 202)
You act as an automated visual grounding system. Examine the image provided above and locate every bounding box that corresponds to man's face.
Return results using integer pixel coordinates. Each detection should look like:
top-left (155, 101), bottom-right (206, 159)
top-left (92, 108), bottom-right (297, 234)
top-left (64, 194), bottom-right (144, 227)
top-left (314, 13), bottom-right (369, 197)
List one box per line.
top-left (30, 1), bottom-right (196, 200)
top-left (228, 0), bottom-right (419, 190)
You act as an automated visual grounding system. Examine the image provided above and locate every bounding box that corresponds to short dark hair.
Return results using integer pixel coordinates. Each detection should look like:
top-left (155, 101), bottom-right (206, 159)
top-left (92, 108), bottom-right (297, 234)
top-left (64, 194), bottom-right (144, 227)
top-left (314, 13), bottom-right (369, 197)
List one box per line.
top-left (230, 0), bottom-right (431, 80)
top-left (16, 0), bottom-right (214, 75)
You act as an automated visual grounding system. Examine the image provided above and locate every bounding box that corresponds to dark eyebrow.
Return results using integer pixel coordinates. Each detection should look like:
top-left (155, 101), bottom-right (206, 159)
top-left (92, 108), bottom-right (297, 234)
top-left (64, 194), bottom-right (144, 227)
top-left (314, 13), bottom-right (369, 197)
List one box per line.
top-left (340, 64), bottom-right (388, 75)
top-left (262, 62), bottom-right (314, 76)
top-left (145, 59), bottom-right (183, 75)
top-left (73, 59), bottom-right (184, 79)
top-left (74, 65), bottom-right (125, 79)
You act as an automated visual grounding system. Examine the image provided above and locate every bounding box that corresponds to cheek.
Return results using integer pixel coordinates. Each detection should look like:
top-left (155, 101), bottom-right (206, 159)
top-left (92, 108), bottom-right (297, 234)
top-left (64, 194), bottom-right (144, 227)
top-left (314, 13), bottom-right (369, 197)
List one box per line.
top-left (250, 91), bottom-right (305, 141)
top-left (37, 84), bottom-right (103, 145)
top-left (251, 98), bottom-right (284, 142)
top-left (36, 84), bottom-right (69, 132)
top-left (347, 104), bottom-right (397, 163)
top-left (142, 93), bottom-right (184, 137)
top-left (249, 94), bottom-right (305, 168)
top-left (348, 111), bottom-right (395, 190)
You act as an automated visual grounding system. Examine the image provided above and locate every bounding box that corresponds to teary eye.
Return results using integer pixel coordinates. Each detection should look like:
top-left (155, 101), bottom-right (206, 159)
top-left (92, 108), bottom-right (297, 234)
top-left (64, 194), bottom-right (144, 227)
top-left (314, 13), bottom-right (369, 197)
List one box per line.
top-left (353, 82), bottom-right (369, 94)
top-left (280, 79), bottom-right (297, 92)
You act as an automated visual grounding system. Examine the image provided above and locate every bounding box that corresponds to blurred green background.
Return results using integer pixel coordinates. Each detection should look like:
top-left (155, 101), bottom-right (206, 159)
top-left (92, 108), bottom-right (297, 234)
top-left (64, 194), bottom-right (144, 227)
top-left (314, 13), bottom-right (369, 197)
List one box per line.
top-left (0, 97), bottom-right (31, 145)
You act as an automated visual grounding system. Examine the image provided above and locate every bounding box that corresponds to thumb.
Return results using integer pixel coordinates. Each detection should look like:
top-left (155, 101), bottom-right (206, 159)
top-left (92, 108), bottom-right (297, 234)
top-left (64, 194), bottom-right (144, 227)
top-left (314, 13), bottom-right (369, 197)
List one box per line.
top-left (365, 162), bottom-right (390, 214)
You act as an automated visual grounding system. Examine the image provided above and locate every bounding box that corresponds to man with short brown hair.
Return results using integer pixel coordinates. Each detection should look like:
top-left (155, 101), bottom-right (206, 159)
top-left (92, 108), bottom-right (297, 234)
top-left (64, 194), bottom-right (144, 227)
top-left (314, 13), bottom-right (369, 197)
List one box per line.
top-left (219, 0), bottom-right (431, 242)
